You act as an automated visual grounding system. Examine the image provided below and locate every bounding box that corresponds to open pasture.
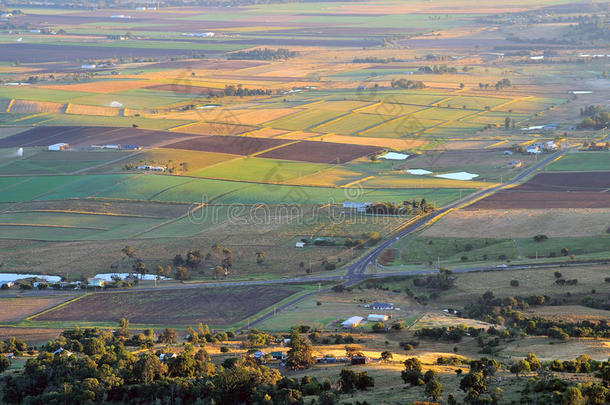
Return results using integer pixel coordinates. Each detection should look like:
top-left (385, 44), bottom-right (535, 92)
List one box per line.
top-left (191, 157), bottom-right (330, 183)
top-left (0, 211), bottom-right (169, 241)
top-left (548, 151), bottom-right (610, 172)
top-left (0, 150), bottom-right (127, 175)
top-left (33, 285), bottom-right (302, 327)
top-left (422, 208), bottom-right (610, 238)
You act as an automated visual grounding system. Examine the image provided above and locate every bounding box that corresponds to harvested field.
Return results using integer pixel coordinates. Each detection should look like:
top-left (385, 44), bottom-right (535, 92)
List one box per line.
top-left (310, 134), bottom-right (427, 150)
top-left (422, 208), bottom-right (610, 238)
top-left (0, 327), bottom-right (62, 345)
top-left (469, 172), bottom-right (610, 209)
top-left (0, 296), bottom-right (71, 322)
top-left (9, 100), bottom-right (64, 114)
top-left (525, 305), bottom-right (610, 323)
top-left (257, 140), bottom-right (382, 164)
top-left (34, 285), bottom-right (301, 326)
top-left (172, 121), bottom-right (258, 136)
top-left (163, 135), bottom-right (290, 155)
top-left (66, 104), bottom-right (122, 116)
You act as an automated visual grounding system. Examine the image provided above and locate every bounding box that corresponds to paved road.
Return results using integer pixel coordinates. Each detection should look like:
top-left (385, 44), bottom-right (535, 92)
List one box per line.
top-left (6, 149), bottom-right (580, 331)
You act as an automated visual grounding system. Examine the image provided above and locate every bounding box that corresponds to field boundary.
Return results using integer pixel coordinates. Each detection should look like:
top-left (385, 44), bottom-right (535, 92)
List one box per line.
top-left (25, 294), bottom-right (85, 321)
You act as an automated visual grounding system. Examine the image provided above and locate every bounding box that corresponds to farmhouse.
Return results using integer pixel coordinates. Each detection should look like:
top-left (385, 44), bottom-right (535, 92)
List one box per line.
top-left (159, 353), bottom-right (176, 361)
top-left (351, 356), bottom-right (367, 365)
top-left (48, 143), bottom-right (70, 151)
top-left (295, 242), bottom-right (305, 248)
top-left (270, 351), bottom-right (286, 361)
top-left (253, 351), bottom-right (265, 360)
top-left (508, 160), bottom-right (523, 168)
top-left (341, 316), bottom-right (364, 329)
top-left (371, 302), bottom-right (394, 310)
top-left (0, 281), bottom-right (15, 288)
top-left (367, 314), bottom-right (389, 322)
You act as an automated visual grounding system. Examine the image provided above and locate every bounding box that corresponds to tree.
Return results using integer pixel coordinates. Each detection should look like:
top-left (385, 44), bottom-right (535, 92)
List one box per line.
top-left (510, 359), bottom-right (530, 377)
top-left (425, 379), bottom-right (443, 402)
top-left (380, 351), bottom-right (393, 362)
top-left (175, 266), bottom-right (188, 281)
top-left (339, 369), bottom-right (357, 393)
top-left (285, 329), bottom-right (315, 370)
top-left (526, 353), bottom-right (541, 371)
top-left (583, 383), bottom-right (608, 405)
top-left (460, 371), bottom-right (486, 398)
top-left (401, 357), bottom-right (424, 386)
top-left (256, 251), bottom-right (265, 264)
top-left (158, 328), bottom-right (178, 344)
top-left (121, 245), bottom-right (135, 259)
top-left (0, 355), bottom-right (10, 373)
top-left (562, 387), bottom-right (585, 405)
top-left (116, 318), bottom-right (130, 339)
top-left (133, 260), bottom-right (146, 278)
top-left (372, 322), bottom-right (386, 333)
top-left (131, 353), bottom-right (166, 384)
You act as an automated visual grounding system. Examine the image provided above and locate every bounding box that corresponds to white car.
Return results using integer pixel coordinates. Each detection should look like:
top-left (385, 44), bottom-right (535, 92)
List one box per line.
top-left (495, 264), bottom-right (508, 269)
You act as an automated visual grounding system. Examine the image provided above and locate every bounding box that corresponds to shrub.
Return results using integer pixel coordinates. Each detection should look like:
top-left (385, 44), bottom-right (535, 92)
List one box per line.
top-left (533, 234), bottom-right (548, 242)
top-left (220, 346), bottom-right (229, 353)
top-left (510, 280), bottom-right (519, 287)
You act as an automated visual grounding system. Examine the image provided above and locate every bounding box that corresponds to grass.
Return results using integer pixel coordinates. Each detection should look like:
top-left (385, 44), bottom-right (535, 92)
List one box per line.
top-left (1, 113), bottom-right (193, 130)
top-left (69, 89), bottom-right (201, 109)
top-left (0, 211), bottom-right (168, 241)
top-left (191, 157), bottom-right (330, 183)
top-left (547, 151), bottom-right (610, 171)
top-left (391, 235), bottom-right (610, 267)
top-left (0, 176), bottom-right (79, 202)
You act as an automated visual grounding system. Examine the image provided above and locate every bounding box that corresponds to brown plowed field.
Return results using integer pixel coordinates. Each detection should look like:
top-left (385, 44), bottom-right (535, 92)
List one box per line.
top-left (0, 126), bottom-right (191, 148)
top-left (163, 135), bottom-right (290, 155)
top-left (468, 172), bottom-right (610, 209)
top-left (35, 285), bottom-right (300, 326)
top-left (256, 140), bottom-right (382, 163)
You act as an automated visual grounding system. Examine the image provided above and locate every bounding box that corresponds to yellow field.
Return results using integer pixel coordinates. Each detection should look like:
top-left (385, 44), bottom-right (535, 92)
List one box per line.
top-left (9, 99), bottom-right (63, 113)
top-left (308, 134), bottom-right (428, 149)
top-left (170, 121), bottom-right (257, 135)
top-left (290, 166), bottom-right (361, 186)
top-left (66, 103), bottom-right (121, 116)
top-left (239, 127), bottom-right (288, 138)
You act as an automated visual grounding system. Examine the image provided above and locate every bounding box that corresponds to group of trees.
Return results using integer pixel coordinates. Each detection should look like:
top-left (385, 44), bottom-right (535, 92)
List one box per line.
top-left (390, 78), bottom-right (426, 89)
top-left (365, 199), bottom-right (435, 215)
top-left (418, 64), bottom-right (458, 74)
top-left (578, 105), bottom-right (609, 129)
top-left (228, 48), bottom-right (298, 60)
top-left (465, 291), bottom-right (610, 339)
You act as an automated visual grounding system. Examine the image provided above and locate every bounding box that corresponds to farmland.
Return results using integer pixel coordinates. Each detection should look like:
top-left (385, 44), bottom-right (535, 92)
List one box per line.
top-left (32, 285), bottom-right (302, 327)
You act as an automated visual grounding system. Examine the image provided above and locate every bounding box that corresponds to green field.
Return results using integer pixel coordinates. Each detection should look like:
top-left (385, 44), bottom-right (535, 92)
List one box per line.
top-left (70, 89), bottom-right (201, 109)
top-left (391, 235), bottom-right (610, 267)
top-left (268, 109), bottom-right (343, 131)
top-left (0, 211), bottom-right (168, 241)
top-left (548, 151), bottom-right (610, 171)
top-left (192, 157), bottom-right (330, 182)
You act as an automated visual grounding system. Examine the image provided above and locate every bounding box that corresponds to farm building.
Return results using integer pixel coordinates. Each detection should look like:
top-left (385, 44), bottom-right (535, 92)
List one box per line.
top-left (367, 314), bottom-right (389, 322)
top-left (343, 201), bottom-right (371, 213)
top-left (351, 356), bottom-right (367, 365)
top-left (122, 145), bottom-right (141, 150)
top-left (137, 165), bottom-right (166, 172)
top-left (53, 348), bottom-right (73, 356)
top-left (270, 351), bottom-right (286, 361)
top-left (295, 242), bottom-right (305, 248)
top-left (48, 143), bottom-right (70, 151)
top-left (371, 302), bottom-right (394, 310)
top-left (508, 160), bottom-right (523, 168)
top-left (87, 278), bottom-right (105, 288)
top-left (526, 146), bottom-right (541, 154)
top-left (253, 351), bottom-right (265, 360)
top-left (341, 316), bottom-right (364, 329)
top-left (159, 353), bottom-right (176, 361)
